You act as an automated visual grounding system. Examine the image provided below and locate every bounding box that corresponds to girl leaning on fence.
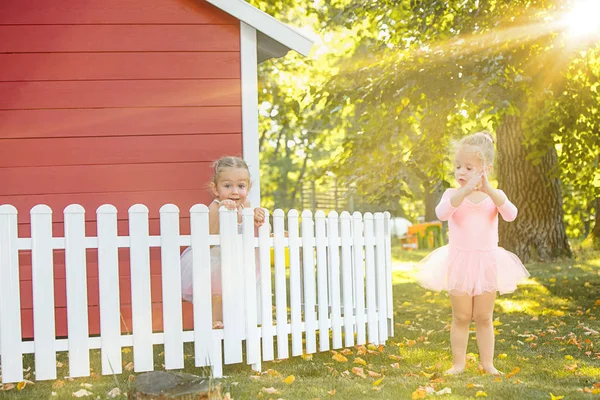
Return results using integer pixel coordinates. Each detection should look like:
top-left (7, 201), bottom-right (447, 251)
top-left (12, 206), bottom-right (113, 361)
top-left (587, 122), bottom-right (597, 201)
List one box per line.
top-left (180, 156), bottom-right (266, 328)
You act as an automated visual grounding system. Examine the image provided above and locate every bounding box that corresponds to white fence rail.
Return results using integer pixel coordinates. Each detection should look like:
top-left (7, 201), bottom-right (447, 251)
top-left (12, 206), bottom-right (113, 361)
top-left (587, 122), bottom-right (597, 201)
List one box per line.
top-left (0, 204), bottom-right (394, 383)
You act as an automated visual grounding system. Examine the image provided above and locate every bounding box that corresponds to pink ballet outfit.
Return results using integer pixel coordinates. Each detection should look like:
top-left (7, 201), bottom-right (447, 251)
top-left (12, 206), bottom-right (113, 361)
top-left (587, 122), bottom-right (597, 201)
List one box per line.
top-left (416, 188), bottom-right (529, 296)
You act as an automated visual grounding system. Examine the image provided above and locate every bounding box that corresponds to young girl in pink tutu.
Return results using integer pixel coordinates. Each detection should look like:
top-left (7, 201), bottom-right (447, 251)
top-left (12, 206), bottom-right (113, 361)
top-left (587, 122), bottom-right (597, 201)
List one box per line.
top-left (416, 131), bottom-right (529, 375)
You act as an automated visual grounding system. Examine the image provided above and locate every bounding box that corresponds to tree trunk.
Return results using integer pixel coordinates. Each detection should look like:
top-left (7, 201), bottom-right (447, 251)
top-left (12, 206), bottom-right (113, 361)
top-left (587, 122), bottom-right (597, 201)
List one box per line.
top-left (424, 181), bottom-right (444, 222)
top-left (591, 196), bottom-right (600, 244)
top-left (496, 115), bottom-right (572, 262)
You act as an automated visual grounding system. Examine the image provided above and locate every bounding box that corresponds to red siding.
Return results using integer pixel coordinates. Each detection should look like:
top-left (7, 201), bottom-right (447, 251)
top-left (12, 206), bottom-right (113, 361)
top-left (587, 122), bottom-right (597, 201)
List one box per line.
top-left (0, 0), bottom-right (244, 338)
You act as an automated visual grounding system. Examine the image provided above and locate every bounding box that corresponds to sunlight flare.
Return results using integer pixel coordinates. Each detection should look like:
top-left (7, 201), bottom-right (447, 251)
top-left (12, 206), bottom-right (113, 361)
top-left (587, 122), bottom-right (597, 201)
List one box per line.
top-left (562, 0), bottom-right (600, 38)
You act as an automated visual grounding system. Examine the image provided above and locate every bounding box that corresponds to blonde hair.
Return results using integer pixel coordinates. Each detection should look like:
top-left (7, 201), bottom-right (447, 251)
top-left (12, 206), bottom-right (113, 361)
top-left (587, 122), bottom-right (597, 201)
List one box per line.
top-left (456, 131), bottom-right (495, 166)
top-left (212, 156), bottom-right (250, 183)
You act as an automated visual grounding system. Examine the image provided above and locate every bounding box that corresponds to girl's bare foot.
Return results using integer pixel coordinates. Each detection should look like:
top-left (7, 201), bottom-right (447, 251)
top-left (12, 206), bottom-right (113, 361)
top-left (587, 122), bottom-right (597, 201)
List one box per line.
top-left (480, 364), bottom-right (502, 376)
top-left (212, 321), bottom-right (224, 329)
top-left (444, 366), bottom-right (465, 375)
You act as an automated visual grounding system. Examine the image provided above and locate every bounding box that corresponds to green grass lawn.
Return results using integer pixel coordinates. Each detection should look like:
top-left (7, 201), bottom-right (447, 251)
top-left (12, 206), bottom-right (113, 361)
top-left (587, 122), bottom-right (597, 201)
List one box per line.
top-left (2, 243), bottom-right (599, 399)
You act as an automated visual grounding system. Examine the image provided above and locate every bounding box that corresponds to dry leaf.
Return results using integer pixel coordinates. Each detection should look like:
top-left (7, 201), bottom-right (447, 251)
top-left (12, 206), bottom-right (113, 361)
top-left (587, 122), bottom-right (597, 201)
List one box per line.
top-left (505, 367), bottom-right (520, 378)
top-left (332, 353), bottom-right (348, 363)
top-left (436, 387), bottom-right (452, 395)
top-left (128, 375), bottom-right (136, 382)
top-left (122, 348), bottom-right (132, 354)
top-left (124, 362), bottom-right (134, 372)
top-left (390, 363), bottom-right (400, 369)
top-left (261, 387), bottom-right (279, 395)
top-left (328, 389), bottom-right (336, 396)
top-left (352, 367), bottom-right (366, 379)
top-left (107, 388), bottom-right (121, 398)
top-left (265, 369), bottom-right (281, 377)
top-left (16, 381), bottom-right (26, 391)
top-left (475, 391), bottom-right (488, 397)
top-left (373, 377), bottom-right (385, 386)
top-left (497, 354), bottom-right (507, 359)
top-left (466, 383), bottom-right (484, 388)
top-left (1, 384), bottom-right (16, 391)
top-left (353, 357), bottom-right (367, 366)
top-left (283, 375), bottom-right (295, 384)
top-left (549, 394), bottom-right (564, 400)
top-left (72, 389), bottom-right (93, 397)
top-left (367, 370), bottom-right (381, 378)
top-left (301, 353), bottom-right (313, 361)
top-left (388, 354), bottom-right (402, 361)
top-left (56, 361), bottom-right (64, 368)
top-left (412, 388), bottom-right (428, 399)
top-left (80, 383), bottom-right (92, 389)
top-left (340, 348), bottom-right (353, 356)
top-left (52, 380), bottom-right (66, 389)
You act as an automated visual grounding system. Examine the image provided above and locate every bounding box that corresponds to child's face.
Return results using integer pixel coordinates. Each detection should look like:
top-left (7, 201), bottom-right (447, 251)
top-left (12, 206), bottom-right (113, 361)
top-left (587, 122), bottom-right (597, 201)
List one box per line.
top-left (211, 167), bottom-right (251, 203)
top-left (454, 145), bottom-right (486, 187)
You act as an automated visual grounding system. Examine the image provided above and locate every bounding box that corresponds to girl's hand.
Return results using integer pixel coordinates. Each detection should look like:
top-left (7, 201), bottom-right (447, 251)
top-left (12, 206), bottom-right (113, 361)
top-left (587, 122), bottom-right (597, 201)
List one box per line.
top-left (465, 172), bottom-right (482, 193)
top-left (479, 169), bottom-right (494, 194)
top-left (254, 207), bottom-right (266, 228)
top-left (220, 199), bottom-right (238, 210)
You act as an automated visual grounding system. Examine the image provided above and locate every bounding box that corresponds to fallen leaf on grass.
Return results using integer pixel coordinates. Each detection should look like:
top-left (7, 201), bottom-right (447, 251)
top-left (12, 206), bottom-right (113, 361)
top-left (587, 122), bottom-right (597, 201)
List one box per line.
top-left (332, 353), bottom-right (348, 363)
top-left (475, 391), bottom-right (488, 397)
top-left (340, 348), bottom-right (353, 356)
top-left (107, 388), bottom-right (121, 398)
top-left (436, 387), bottom-right (452, 395)
top-left (16, 381), bottom-right (26, 391)
top-left (353, 357), bottom-right (367, 366)
top-left (497, 354), bottom-right (508, 359)
top-left (505, 367), bottom-right (520, 378)
top-left (390, 363), bottom-right (400, 369)
top-left (466, 383), bottom-right (484, 388)
top-left (52, 380), bottom-right (66, 389)
top-left (367, 370), bottom-right (381, 378)
top-left (72, 389), bottom-right (93, 397)
top-left (265, 369), bottom-right (281, 377)
top-left (328, 389), bottom-right (336, 395)
top-left (124, 362), bottom-right (134, 371)
top-left (352, 367), bottom-right (366, 379)
top-left (412, 386), bottom-right (434, 399)
top-left (373, 377), bottom-right (385, 386)
top-left (549, 394), bottom-right (564, 400)
top-left (261, 387), bottom-right (280, 395)
top-left (283, 375), bottom-right (295, 384)
top-left (301, 353), bottom-right (313, 361)
top-left (1, 384), bottom-right (15, 391)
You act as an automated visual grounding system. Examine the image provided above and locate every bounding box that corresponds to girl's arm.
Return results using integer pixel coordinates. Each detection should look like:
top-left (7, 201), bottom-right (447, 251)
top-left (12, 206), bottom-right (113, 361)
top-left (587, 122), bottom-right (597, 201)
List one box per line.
top-left (435, 189), bottom-right (458, 221)
top-left (480, 170), bottom-right (517, 221)
top-left (493, 189), bottom-right (518, 222)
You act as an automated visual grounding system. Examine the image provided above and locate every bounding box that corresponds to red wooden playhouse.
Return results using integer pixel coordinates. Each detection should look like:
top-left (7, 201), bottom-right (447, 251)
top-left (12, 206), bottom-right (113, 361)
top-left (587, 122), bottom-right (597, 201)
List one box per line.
top-left (0, 0), bottom-right (313, 338)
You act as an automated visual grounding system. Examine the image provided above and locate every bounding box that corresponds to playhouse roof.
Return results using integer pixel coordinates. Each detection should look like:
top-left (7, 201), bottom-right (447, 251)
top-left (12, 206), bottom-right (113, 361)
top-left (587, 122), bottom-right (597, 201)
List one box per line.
top-left (206, 0), bottom-right (314, 62)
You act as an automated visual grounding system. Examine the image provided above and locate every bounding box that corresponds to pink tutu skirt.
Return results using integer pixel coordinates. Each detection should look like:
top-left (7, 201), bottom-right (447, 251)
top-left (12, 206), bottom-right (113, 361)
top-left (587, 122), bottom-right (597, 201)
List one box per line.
top-left (415, 245), bottom-right (530, 296)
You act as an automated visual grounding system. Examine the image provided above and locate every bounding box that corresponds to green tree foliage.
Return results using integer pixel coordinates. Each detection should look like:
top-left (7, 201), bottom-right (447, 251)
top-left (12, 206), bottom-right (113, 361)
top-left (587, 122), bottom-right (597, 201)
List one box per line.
top-left (251, 0), bottom-right (600, 250)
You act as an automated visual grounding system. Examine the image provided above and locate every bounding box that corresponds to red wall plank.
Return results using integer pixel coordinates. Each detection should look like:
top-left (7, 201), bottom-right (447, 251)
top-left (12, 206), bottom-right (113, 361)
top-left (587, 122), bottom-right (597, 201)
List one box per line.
top-left (4, 191), bottom-right (216, 223)
top-left (0, 134), bottom-right (242, 167)
top-left (0, 80), bottom-right (242, 110)
top-left (0, 0), bottom-right (236, 25)
top-left (0, 163), bottom-right (216, 196)
top-left (0, 107), bottom-right (241, 139)
top-left (0, 53), bottom-right (241, 81)
top-left (0, 25), bottom-right (240, 53)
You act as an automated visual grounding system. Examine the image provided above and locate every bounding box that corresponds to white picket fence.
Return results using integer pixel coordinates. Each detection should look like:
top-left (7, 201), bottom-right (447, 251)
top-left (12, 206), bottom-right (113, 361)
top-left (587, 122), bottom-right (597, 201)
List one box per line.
top-left (0, 204), bottom-right (394, 384)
